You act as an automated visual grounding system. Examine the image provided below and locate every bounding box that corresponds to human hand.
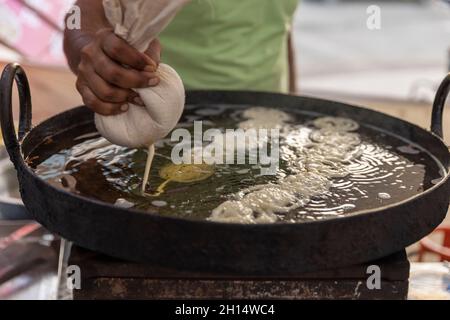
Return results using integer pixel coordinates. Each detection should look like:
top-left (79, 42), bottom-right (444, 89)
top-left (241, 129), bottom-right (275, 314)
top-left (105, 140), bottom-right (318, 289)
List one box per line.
top-left (75, 28), bottom-right (161, 115)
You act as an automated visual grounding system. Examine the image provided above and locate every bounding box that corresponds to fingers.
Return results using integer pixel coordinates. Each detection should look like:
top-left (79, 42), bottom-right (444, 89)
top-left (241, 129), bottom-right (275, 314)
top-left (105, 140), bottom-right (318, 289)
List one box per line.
top-left (78, 55), bottom-right (146, 109)
top-left (75, 29), bottom-right (162, 116)
top-left (76, 77), bottom-right (126, 116)
top-left (79, 62), bottom-right (129, 102)
top-left (91, 51), bottom-right (153, 89)
top-left (99, 29), bottom-right (152, 71)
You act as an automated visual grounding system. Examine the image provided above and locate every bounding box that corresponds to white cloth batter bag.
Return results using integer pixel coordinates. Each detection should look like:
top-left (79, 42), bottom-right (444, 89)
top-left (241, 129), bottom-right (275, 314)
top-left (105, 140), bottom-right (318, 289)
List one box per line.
top-left (96, 0), bottom-right (190, 192)
top-left (96, 0), bottom-right (189, 148)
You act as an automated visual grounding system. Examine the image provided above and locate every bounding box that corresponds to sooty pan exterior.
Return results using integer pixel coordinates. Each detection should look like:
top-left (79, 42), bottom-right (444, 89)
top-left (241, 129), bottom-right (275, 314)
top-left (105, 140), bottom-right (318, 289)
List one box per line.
top-left (1, 63), bottom-right (449, 275)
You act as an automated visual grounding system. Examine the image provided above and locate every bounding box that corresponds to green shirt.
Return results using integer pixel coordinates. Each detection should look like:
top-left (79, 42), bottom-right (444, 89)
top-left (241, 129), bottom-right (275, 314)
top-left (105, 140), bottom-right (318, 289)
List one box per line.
top-left (159, 0), bottom-right (298, 93)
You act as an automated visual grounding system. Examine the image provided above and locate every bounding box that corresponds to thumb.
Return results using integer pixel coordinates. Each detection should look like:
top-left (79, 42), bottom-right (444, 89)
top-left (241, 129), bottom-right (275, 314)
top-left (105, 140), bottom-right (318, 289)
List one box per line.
top-left (144, 38), bottom-right (162, 67)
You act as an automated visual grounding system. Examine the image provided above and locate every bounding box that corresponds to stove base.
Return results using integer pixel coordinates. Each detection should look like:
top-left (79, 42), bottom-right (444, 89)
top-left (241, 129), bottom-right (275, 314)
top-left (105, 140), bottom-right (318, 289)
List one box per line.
top-left (69, 247), bottom-right (409, 300)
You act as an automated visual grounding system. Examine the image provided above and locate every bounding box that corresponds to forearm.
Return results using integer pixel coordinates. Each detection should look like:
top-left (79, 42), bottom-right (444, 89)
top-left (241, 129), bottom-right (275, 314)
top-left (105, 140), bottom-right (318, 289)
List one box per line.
top-left (63, 0), bottom-right (110, 73)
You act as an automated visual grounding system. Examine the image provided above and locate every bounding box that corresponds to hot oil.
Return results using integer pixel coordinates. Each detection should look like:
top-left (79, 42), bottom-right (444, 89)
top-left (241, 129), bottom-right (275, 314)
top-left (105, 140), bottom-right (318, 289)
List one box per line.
top-left (28, 105), bottom-right (445, 222)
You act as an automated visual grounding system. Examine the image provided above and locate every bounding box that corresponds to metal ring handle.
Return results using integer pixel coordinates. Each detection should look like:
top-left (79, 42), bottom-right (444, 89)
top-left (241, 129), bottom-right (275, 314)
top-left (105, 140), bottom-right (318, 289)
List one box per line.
top-left (0, 63), bottom-right (32, 167)
top-left (431, 73), bottom-right (450, 139)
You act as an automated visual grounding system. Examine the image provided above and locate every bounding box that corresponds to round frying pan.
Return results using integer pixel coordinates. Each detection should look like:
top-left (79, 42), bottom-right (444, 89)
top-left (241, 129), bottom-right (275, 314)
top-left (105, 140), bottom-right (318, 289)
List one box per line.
top-left (1, 63), bottom-right (449, 275)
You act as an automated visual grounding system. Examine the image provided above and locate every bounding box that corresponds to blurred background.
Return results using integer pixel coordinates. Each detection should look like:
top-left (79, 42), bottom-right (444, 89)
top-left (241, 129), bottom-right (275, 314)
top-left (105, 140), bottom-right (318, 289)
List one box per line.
top-left (0, 0), bottom-right (448, 132)
top-left (0, 0), bottom-right (449, 299)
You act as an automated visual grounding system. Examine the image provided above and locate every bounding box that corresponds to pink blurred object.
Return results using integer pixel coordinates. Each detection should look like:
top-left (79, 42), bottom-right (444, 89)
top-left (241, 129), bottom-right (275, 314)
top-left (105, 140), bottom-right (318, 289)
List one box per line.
top-left (0, 0), bottom-right (74, 66)
top-left (418, 226), bottom-right (450, 262)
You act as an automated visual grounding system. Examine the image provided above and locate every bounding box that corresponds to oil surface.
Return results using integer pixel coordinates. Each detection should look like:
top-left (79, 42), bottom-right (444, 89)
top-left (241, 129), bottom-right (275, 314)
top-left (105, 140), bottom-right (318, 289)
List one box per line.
top-left (28, 105), bottom-right (445, 222)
